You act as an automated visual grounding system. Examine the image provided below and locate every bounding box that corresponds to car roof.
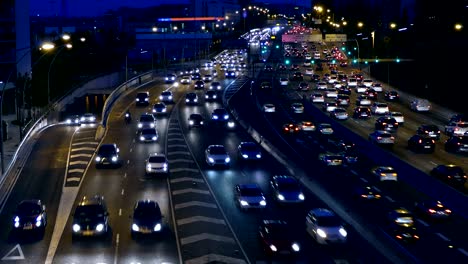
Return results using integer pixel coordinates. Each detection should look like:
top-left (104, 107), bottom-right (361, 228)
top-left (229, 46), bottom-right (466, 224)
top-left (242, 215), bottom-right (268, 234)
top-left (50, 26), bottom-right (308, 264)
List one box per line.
top-left (148, 152), bottom-right (166, 158)
top-left (78, 195), bottom-right (104, 206)
top-left (237, 183), bottom-right (261, 189)
top-left (309, 208), bottom-right (335, 217)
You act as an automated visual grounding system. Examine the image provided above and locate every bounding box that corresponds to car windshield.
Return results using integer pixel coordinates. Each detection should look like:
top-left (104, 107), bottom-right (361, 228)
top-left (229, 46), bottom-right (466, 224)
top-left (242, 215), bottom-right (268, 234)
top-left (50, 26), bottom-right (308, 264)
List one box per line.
top-left (214, 109), bottom-right (227, 114)
top-left (134, 204), bottom-right (161, 219)
top-left (380, 168), bottom-right (396, 173)
top-left (239, 187), bottom-right (263, 196)
top-left (444, 166), bottom-right (463, 174)
top-left (186, 93), bottom-right (197, 98)
top-left (264, 224), bottom-right (291, 238)
top-left (137, 93), bottom-right (148, 98)
top-left (277, 180), bottom-right (300, 191)
top-left (241, 143), bottom-right (259, 151)
top-left (209, 147), bottom-right (226, 154)
top-left (162, 92), bottom-right (171, 96)
top-left (75, 205), bottom-right (105, 218)
top-left (316, 216), bottom-right (342, 227)
top-left (140, 115), bottom-right (154, 122)
top-left (98, 145), bottom-right (116, 155)
top-left (190, 114), bottom-right (202, 121)
top-left (17, 203), bottom-right (41, 215)
top-left (141, 128), bottom-right (156, 135)
top-left (148, 156), bottom-right (166, 163)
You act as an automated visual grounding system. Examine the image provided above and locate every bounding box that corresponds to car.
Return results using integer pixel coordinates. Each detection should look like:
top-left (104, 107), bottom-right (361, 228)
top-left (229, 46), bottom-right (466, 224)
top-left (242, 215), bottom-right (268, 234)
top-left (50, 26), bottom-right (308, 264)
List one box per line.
top-left (225, 119), bottom-right (237, 130)
top-left (279, 77), bottom-right (289, 86)
top-left (384, 90), bottom-right (400, 101)
top-left (327, 75), bottom-right (338, 84)
top-left (326, 136), bottom-right (356, 153)
top-left (317, 123), bottom-right (334, 135)
top-left (417, 124), bottom-right (441, 140)
top-left (131, 200), bottom-right (164, 238)
top-left (311, 74), bottom-right (321, 82)
top-left (388, 207), bottom-right (415, 228)
top-left (263, 103), bottom-right (276, 113)
top-left (72, 195), bottom-right (109, 239)
top-left (264, 65), bottom-right (274, 72)
top-left (211, 108), bottom-right (229, 121)
top-left (375, 116), bottom-right (399, 132)
top-left (225, 70), bottom-right (237, 78)
top-left (152, 102), bottom-right (167, 115)
top-left (449, 113), bottom-right (468, 123)
top-left (445, 135), bottom-right (468, 153)
top-left (191, 72), bottom-right (201, 80)
top-left (292, 71), bottom-right (303, 81)
top-left (188, 113), bottom-right (204, 128)
top-left (385, 111), bottom-right (404, 125)
top-left (179, 68), bottom-right (192, 75)
top-left (270, 175), bottom-right (305, 203)
top-left (65, 115), bottom-right (81, 126)
top-left (365, 88), bottom-right (378, 99)
top-left (338, 86), bottom-right (352, 95)
top-left (303, 61), bottom-right (311, 67)
top-left (369, 131), bottom-right (395, 146)
top-left (95, 143), bottom-right (120, 168)
top-left (318, 152), bottom-right (344, 166)
top-left (390, 225), bottom-right (420, 243)
top-left (202, 74), bottom-right (213, 82)
top-left (311, 92), bottom-right (325, 103)
top-left (277, 64), bottom-right (287, 71)
top-left (80, 113), bottom-right (97, 124)
top-left (371, 83), bottom-right (383, 92)
top-left (414, 200), bottom-right (452, 220)
top-left (407, 134), bottom-right (435, 153)
top-left (410, 99), bottom-right (431, 112)
top-left (297, 82), bottom-right (309, 91)
top-left (238, 141), bottom-right (262, 160)
top-left (138, 113), bottom-right (156, 130)
top-left (145, 153), bottom-right (169, 175)
top-left (330, 107), bottom-right (348, 120)
top-left (355, 84), bottom-right (368, 93)
top-left (164, 73), bottom-right (177, 83)
top-left (336, 94), bottom-right (350, 106)
top-left (299, 121), bottom-right (316, 132)
top-left (258, 220), bottom-right (301, 255)
top-left (194, 80), bottom-right (205, 90)
top-left (260, 81), bottom-right (272, 90)
top-left (370, 102), bottom-right (390, 115)
top-left (305, 67), bottom-right (314, 75)
top-left (185, 92), bottom-right (199, 105)
top-left (430, 164), bottom-right (467, 187)
top-left (305, 208), bottom-right (347, 245)
top-left (371, 166), bottom-right (398, 181)
top-left (205, 145), bottom-right (230, 167)
top-left (353, 73), bottom-right (364, 82)
top-left (283, 123), bottom-right (300, 134)
top-left (316, 81), bottom-right (328, 90)
top-left (180, 75), bottom-right (192, 84)
top-left (444, 121), bottom-right (468, 136)
top-left (356, 95), bottom-right (372, 106)
top-left (353, 185), bottom-right (382, 200)
top-left (362, 79), bottom-right (373, 87)
top-left (322, 102), bottom-right (337, 112)
top-left (209, 81), bottom-right (222, 90)
top-left (139, 127), bottom-right (158, 142)
top-left (353, 106), bottom-right (371, 119)
top-left (159, 91), bottom-right (174, 103)
top-left (135, 91), bottom-right (150, 106)
top-left (12, 199), bottom-right (47, 234)
top-left (325, 88), bottom-right (338, 98)
top-left (347, 78), bottom-right (358, 87)
top-left (290, 102), bottom-right (304, 113)
top-left (234, 184), bottom-right (266, 210)
top-left (290, 64), bottom-right (300, 71)
top-left (203, 90), bottom-right (217, 102)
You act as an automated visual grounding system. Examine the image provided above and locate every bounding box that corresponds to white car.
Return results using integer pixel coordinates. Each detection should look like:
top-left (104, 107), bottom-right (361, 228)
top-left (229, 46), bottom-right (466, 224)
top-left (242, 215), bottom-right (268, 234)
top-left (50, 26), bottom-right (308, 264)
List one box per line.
top-left (303, 61), bottom-right (311, 67)
top-left (368, 131), bottom-right (395, 145)
top-left (291, 102), bottom-right (304, 113)
top-left (356, 95), bottom-right (372, 106)
top-left (386, 111), bottom-right (405, 125)
top-left (299, 121), bottom-right (316, 132)
top-left (263, 103), bottom-right (276, 113)
top-left (370, 102), bottom-right (390, 115)
top-left (371, 83), bottom-right (383, 92)
top-left (356, 84), bottom-right (368, 93)
top-left (80, 113), bottom-right (96, 124)
top-left (180, 75), bottom-right (191, 84)
top-left (305, 68), bottom-right (314, 75)
top-left (311, 93), bottom-right (325, 103)
top-left (317, 123), bottom-right (334, 135)
top-left (445, 122), bottom-right (468, 136)
top-left (327, 75), bottom-right (338, 84)
top-left (205, 145), bottom-right (230, 167)
top-left (318, 153), bottom-right (344, 166)
top-left (410, 99), bottom-right (431, 112)
top-left (325, 88), bottom-right (338, 98)
top-left (371, 166), bottom-right (398, 181)
top-left (306, 208), bottom-right (347, 245)
top-left (316, 82), bottom-right (328, 90)
top-left (330, 107), bottom-right (349, 120)
top-left (234, 184), bottom-right (266, 210)
top-left (159, 91), bottom-right (173, 103)
top-left (347, 78), bottom-right (358, 87)
top-left (362, 79), bottom-right (373, 87)
top-left (279, 77), bottom-right (289, 86)
top-left (145, 153), bottom-right (169, 175)
top-left (322, 102), bottom-right (338, 112)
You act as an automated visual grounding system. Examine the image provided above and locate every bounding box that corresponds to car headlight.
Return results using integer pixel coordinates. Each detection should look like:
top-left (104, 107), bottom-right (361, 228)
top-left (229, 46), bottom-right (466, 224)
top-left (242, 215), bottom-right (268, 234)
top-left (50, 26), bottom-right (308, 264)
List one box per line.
top-left (208, 157), bottom-right (214, 163)
top-left (162, 109), bottom-right (166, 112)
top-left (146, 164), bottom-right (151, 169)
top-left (95, 156), bottom-right (101, 162)
top-left (186, 99), bottom-right (189, 102)
top-left (140, 136), bottom-right (145, 141)
top-left (168, 96), bottom-right (172, 99)
top-left (14, 216), bottom-right (20, 228)
top-left (277, 194), bottom-right (285, 200)
top-left (224, 115), bottom-right (229, 120)
top-left (136, 98), bottom-right (140, 101)
top-left (144, 98), bottom-right (148, 101)
top-left (194, 98), bottom-right (198, 102)
top-left (292, 243), bottom-right (300, 252)
top-left (317, 228), bottom-right (327, 238)
top-left (213, 95), bottom-right (217, 98)
top-left (90, 117), bottom-right (96, 121)
top-left (189, 120), bottom-right (194, 125)
top-left (159, 96), bottom-right (163, 100)
top-left (240, 200), bottom-right (248, 206)
top-left (298, 193), bottom-right (305, 200)
top-left (80, 117), bottom-right (85, 121)
top-left (138, 123), bottom-right (143, 128)
top-left (111, 156), bottom-right (117, 162)
top-left (73, 224), bottom-right (81, 232)
top-left (96, 224), bottom-right (104, 232)
top-left (154, 223), bottom-right (162, 232)
top-left (132, 223), bottom-right (139, 231)
top-left (205, 95), bottom-right (209, 99)
top-left (225, 157), bottom-right (230, 163)
top-left (150, 123), bottom-right (155, 128)
top-left (36, 215), bottom-right (43, 227)
top-left (152, 109), bottom-right (156, 113)
top-left (66, 119), bottom-right (71, 124)
top-left (339, 227), bottom-right (347, 237)
top-left (269, 244), bottom-right (277, 252)
top-left (200, 121), bottom-right (204, 125)
top-left (152, 136), bottom-right (157, 140)
top-left (213, 116), bottom-right (218, 120)
top-left (260, 200), bottom-right (266, 206)
top-left (256, 154), bottom-right (262, 158)
top-left (228, 121), bottom-right (235, 128)
top-left (242, 154), bottom-right (248, 158)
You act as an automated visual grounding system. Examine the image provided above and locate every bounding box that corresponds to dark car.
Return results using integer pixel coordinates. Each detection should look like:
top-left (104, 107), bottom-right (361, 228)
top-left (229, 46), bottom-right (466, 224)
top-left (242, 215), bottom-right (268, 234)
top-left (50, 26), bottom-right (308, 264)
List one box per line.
top-left (65, 115), bottom-right (81, 126)
top-left (292, 71), bottom-right (303, 81)
top-left (185, 92), bottom-right (199, 105)
top-left (72, 195), bottom-right (109, 239)
top-left (311, 74), bottom-right (321, 82)
top-left (353, 185), bottom-right (382, 200)
top-left (194, 80), bottom-right (205, 90)
top-left (95, 143), bottom-right (120, 168)
top-left (326, 136), bottom-right (356, 153)
top-left (414, 200), bottom-right (452, 220)
top-left (384, 90), bottom-right (399, 101)
top-left (12, 199), bottom-right (47, 234)
top-left (138, 128), bottom-right (158, 142)
top-left (430, 164), bottom-right (467, 187)
top-left (390, 225), bottom-right (420, 244)
top-left (407, 135), bottom-right (435, 153)
top-left (211, 108), bottom-right (229, 121)
top-left (131, 200), bottom-right (164, 238)
top-left (188, 113), bottom-right (204, 128)
top-left (353, 106), bottom-right (371, 119)
top-left (375, 116), bottom-right (399, 132)
top-left (258, 220), bottom-right (301, 256)
top-left (152, 102), bottom-right (167, 116)
top-left (270, 175), bottom-right (305, 203)
top-left (135, 92), bottom-right (150, 106)
top-left (164, 73), bottom-right (177, 83)
top-left (449, 113), bottom-right (468, 123)
top-left (445, 135), bottom-right (468, 153)
top-left (416, 124), bottom-right (441, 140)
top-left (204, 90), bottom-right (218, 101)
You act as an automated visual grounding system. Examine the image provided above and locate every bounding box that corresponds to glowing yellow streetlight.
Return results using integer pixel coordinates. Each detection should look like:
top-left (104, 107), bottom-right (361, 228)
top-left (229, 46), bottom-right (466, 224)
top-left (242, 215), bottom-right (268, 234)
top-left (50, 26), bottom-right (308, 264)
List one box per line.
top-left (390, 23), bottom-right (397, 29)
top-left (62, 34), bottom-right (70, 41)
top-left (342, 21), bottom-right (347, 26)
top-left (454, 23), bottom-right (463, 31)
top-left (41, 42), bottom-right (55, 50)
top-left (80, 37), bottom-right (86, 42)
top-left (358, 22), bottom-right (364, 28)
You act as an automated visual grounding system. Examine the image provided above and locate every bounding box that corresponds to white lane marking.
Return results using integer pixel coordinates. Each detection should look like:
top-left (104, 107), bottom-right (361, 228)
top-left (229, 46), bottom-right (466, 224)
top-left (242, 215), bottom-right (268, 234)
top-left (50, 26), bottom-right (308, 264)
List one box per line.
top-left (130, 148), bottom-right (133, 152)
top-left (180, 233), bottom-right (235, 245)
top-left (70, 147), bottom-right (96, 152)
top-left (429, 161), bottom-right (438, 166)
top-left (373, 186), bottom-right (381, 192)
top-left (121, 189), bottom-right (124, 195)
top-left (177, 216), bottom-right (226, 226)
top-left (385, 196), bottom-right (395, 202)
top-left (124, 173), bottom-right (127, 178)
top-left (66, 177), bottom-right (81, 182)
top-left (435, 233), bottom-right (450, 241)
top-left (167, 144), bottom-right (189, 148)
top-left (70, 153), bottom-right (92, 159)
top-left (72, 141), bottom-right (98, 146)
top-left (1, 244), bottom-right (24, 260)
top-left (458, 248), bottom-right (468, 257)
top-left (170, 168), bottom-right (199, 173)
top-left (73, 136), bottom-right (95, 142)
top-left (170, 158), bottom-right (195, 163)
top-left (168, 137), bottom-right (184, 141)
top-left (167, 151), bottom-right (191, 155)
top-left (68, 168), bottom-right (84, 174)
top-left (127, 160), bottom-right (130, 164)
top-left (416, 219), bottom-right (429, 227)
top-left (360, 177), bottom-right (368, 183)
top-left (184, 254), bottom-right (246, 264)
top-left (174, 201), bottom-right (217, 210)
top-left (114, 233), bottom-right (119, 264)
top-left (172, 188), bottom-right (210, 195)
top-left (170, 177), bottom-right (204, 184)
top-left (350, 170), bottom-right (358, 175)
top-left (69, 160), bottom-right (88, 166)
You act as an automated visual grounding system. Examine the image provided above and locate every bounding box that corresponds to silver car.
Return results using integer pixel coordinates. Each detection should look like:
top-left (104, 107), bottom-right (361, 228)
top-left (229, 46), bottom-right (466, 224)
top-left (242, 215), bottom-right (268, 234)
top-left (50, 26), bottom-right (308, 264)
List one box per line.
top-left (234, 184), bottom-right (267, 210)
top-left (369, 131), bottom-right (395, 145)
top-left (145, 153), bottom-right (169, 175)
top-left (205, 145), bottom-right (230, 167)
top-left (306, 208), bottom-right (347, 245)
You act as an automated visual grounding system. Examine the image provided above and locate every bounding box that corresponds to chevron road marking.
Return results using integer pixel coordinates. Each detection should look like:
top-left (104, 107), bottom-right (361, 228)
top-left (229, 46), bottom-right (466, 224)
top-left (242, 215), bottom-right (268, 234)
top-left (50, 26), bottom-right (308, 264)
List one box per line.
top-left (169, 158), bottom-right (195, 163)
top-left (70, 153), bottom-right (93, 158)
top-left (69, 160), bottom-right (89, 166)
top-left (66, 177), bottom-right (81, 182)
top-left (168, 137), bottom-right (185, 142)
top-left (170, 177), bottom-right (204, 184)
top-left (174, 201), bottom-right (217, 210)
top-left (185, 254), bottom-right (246, 264)
top-left (170, 168), bottom-right (199, 173)
top-left (70, 147), bottom-right (96, 152)
top-left (180, 233), bottom-right (235, 245)
top-left (71, 141), bottom-right (98, 146)
top-left (167, 151), bottom-right (191, 156)
top-left (167, 144), bottom-right (189, 148)
top-left (177, 216), bottom-right (226, 226)
top-left (68, 168), bottom-right (84, 174)
top-left (172, 188), bottom-right (210, 195)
